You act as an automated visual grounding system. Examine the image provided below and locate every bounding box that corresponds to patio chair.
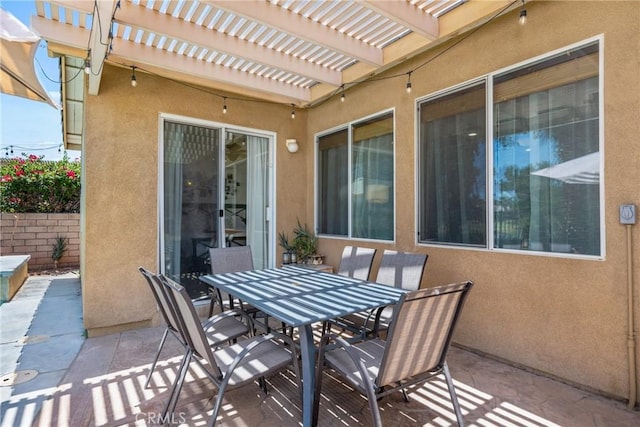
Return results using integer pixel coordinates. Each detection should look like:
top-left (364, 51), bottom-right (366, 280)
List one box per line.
top-left (337, 246), bottom-right (377, 280)
top-left (138, 267), bottom-right (251, 389)
top-left (208, 246), bottom-right (282, 333)
top-left (322, 246), bottom-right (377, 335)
top-left (329, 250), bottom-right (428, 339)
top-left (160, 275), bottom-right (301, 426)
top-left (207, 246), bottom-right (254, 316)
top-left (366, 250), bottom-right (428, 336)
top-left (313, 281), bottom-right (473, 427)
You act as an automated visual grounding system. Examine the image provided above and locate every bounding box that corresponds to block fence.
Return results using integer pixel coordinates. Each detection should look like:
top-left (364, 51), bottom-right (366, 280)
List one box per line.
top-left (0, 213), bottom-right (80, 270)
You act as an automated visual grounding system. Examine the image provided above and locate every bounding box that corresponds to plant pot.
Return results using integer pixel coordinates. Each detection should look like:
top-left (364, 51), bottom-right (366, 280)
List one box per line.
top-left (282, 252), bottom-right (291, 265)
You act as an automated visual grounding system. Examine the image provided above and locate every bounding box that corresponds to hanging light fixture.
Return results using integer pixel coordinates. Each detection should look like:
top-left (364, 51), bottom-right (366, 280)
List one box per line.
top-left (223, 97), bottom-right (228, 114)
top-left (84, 58), bottom-right (91, 75)
top-left (406, 72), bottom-right (413, 94)
top-left (130, 66), bottom-right (137, 87)
top-left (519, 0), bottom-right (528, 25)
top-left (340, 84), bottom-right (345, 102)
top-left (291, 104), bottom-right (296, 119)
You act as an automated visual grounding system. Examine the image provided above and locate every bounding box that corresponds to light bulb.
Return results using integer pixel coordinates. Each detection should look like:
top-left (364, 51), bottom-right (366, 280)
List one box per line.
top-left (130, 66), bottom-right (137, 87)
top-left (291, 105), bottom-right (295, 119)
top-left (519, 8), bottom-right (527, 25)
top-left (84, 59), bottom-right (91, 75)
top-left (406, 82), bottom-right (412, 94)
top-left (341, 93), bottom-right (345, 102)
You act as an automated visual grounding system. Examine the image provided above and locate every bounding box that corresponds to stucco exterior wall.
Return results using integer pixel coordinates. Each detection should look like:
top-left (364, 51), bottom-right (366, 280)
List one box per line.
top-left (82, 66), bottom-right (307, 336)
top-left (80, 1), bottom-right (639, 404)
top-left (308, 1), bottom-right (640, 402)
top-left (307, 2), bottom-right (640, 404)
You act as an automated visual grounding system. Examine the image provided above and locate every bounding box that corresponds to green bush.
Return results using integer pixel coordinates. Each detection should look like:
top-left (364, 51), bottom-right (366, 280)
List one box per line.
top-left (0, 153), bottom-right (81, 213)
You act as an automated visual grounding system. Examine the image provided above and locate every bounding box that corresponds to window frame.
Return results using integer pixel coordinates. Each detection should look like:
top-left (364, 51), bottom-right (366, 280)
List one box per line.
top-left (415, 35), bottom-right (605, 260)
top-left (315, 108), bottom-right (396, 243)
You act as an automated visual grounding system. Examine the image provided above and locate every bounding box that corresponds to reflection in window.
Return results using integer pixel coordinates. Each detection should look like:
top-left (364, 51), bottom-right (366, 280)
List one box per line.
top-left (494, 42), bottom-right (600, 255)
top-left (418, 39), bottom-right (601, 256)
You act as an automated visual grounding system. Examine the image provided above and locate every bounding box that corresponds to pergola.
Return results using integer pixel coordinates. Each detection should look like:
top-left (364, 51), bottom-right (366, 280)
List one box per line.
top-left (33, 0), bottom-right (518, 150)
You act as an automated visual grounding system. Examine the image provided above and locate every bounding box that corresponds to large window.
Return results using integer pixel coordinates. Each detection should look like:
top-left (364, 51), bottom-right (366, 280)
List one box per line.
top-left (418, 39), bottom-right (602, 257)
top-left (317, 112), bottom-right (395, 241)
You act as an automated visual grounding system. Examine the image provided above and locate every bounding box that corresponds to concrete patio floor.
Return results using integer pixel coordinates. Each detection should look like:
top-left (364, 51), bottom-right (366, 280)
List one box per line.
top-left (1, 274), bottom-right (638, 426)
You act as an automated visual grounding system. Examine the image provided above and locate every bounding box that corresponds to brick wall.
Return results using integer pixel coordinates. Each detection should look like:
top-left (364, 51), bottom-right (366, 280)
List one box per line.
top-left (0, 213), bottom-right (80, 270)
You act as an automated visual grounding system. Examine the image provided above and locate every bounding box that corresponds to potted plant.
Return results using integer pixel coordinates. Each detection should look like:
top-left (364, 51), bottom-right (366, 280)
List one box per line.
top-left (278, 231), bottom-right (296, 264)
top-left (292, 219), bottom-right (323, 264)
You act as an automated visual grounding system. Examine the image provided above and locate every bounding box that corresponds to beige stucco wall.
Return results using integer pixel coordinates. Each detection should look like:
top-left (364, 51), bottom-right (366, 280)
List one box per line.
top-left (308, 1), bottom-right (640, 403)
top-left (82, 65), bottom-right (307, 336)
top-left (81, 1), bottom-right (639, 403)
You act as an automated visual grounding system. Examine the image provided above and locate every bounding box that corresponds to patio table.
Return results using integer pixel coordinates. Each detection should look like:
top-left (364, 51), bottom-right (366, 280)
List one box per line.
top-left (200, 265), bottom-right (407, 427)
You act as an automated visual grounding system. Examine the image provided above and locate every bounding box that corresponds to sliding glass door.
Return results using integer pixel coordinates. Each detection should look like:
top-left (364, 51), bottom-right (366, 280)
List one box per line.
top-left (159, 116), bottom-right (273, 298)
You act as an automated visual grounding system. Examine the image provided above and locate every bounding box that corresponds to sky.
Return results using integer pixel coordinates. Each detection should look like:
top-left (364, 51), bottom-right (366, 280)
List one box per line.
top-left (0, 0), bottom-right (80, 161)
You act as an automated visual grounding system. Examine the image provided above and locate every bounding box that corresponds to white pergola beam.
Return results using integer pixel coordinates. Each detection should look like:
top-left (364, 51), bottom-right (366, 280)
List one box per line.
top-left (46, 0), bottom-right (93, 14)
top-left (32, 15), bottom-right (88, 49)
top-left (358, 0), bottom-right (439, 40)
top-left (86, 0), bottom-right (117, 95)
top-left (205, 0), bottom-right (383, 67)
top-left (117, 1), bottom-right (342, 86)
top-left (109, 39), bottom-right (311, 102)
top-left (34, 15), bottom-right (311, 102)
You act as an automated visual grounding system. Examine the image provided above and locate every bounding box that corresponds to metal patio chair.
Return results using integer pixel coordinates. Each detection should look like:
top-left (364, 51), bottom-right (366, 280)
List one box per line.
top-left (207, 246), bottom-right (255, 316)
top-left (314, 281), bottom-right (473, 427)
top-left (322, 246), bottom-right (377, 335)
top-left (138, 267), bottom-right (251, 389)
top-left (329, 250), bottom-right (428, 339)
top-left (337, 245), bottom-right (377, 280)
top-left (160, 275), bottom-right (301, 426)
top-left (365, 250), bottom-right (428, 337)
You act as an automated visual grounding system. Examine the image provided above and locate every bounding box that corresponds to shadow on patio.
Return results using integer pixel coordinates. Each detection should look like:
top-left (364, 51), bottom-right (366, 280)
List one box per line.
top-left (1, 275), bottom-right (638, 426)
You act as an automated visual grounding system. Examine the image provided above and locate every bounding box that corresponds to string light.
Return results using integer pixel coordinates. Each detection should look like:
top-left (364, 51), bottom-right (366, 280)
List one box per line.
top-left (291, 104), bottom-right (295, 119)
top-left (340, 84), bottom-right (345, 102)
top-left (223, 97), bottom-right (227, 114)
top-left (130, 66), bottom-right (137, 87)
top-left (84, 57), bottom-right (91, 75)
top-left (519, 0), bottom-right (527, 25)
top-left (406, 72), bottom-right (412, 94)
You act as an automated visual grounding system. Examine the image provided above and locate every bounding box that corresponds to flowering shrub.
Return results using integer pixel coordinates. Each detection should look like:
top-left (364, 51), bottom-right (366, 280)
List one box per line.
top-left (0, 153), bottom-right (81, 213)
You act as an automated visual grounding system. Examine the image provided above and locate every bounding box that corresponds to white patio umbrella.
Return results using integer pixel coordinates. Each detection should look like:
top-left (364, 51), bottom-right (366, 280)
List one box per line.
top-left (0, 8), bottom-right (58, 108)
top-left (531, 152), bottom-right (599, 184)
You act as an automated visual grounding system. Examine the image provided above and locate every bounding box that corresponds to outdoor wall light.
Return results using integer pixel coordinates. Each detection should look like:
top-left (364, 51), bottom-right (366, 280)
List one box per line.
top-left (286, 139), bottom-right (299, 153)
top-left (519, 0), bottom-right (527, 25)
top-left (130, 66), bottom-right (137, 87)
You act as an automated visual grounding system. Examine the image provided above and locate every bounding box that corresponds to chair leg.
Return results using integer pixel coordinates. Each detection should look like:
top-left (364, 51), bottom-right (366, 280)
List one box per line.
top-left (162, 350), bottom-right (192, 421)
top-left (145, 327), bottom-right (169, 388)
top-left (400, 385), bottom-right (409, 402)
top-left (442, 362), bottom-right (465, 427)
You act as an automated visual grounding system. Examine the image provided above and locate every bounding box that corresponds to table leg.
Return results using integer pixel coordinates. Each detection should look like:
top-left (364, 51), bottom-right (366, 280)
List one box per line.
top-left (298, 324), bottom-right (317, 427)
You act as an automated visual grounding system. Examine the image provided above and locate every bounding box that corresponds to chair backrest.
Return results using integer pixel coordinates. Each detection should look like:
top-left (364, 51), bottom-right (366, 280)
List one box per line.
top-left (377, 281), bottom-right (473, 388)
top-left (160, 274), bottom-right (223, 378)
top-left (375, 250), bottom-right (428, 290)
top-left (209, 246), bottom-right (254, 274)
top-left (138, 266), bottom-right (182, 335)
top-left (337, 246), bottom-right (377, 280)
